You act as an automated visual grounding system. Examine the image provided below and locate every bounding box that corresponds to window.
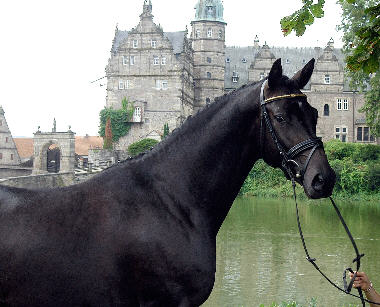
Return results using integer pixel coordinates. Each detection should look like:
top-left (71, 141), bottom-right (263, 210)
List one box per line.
top-left (151, 40), bottom-right (157, 48)
top-left (225, 58), bottom-right (230, 63)
top-left (207, 28), bottom-right (212, 38)
top-left (259, 72), bottom-right (265, 80)
top-left (218, 30), bottom-right (223, 39)
top-left (323, 104), bottom-right (329, 116)
top-left (118, 80), bottom-right (125, 90)
top-left (343, 99), bottom-right (349, 110)
top-left (0, 153), bottom-right (2, 159)
top-left (155, 80), bottom-right (168, 90)
top-left (207, 57), bottom-right (212, 63)
top-left (122, 56), bottom-right (128, 65)
top-left (335, 126), bottom-right (347, 142)
top-left (232, 71), bottom-right (239, 83)
top-left (337, 98), bottom-right (342, 110)
top-left (302, 59), bottom-right (306, 64)
top-left (206, 72), bottom-right (211, 79)
top-left (206, 98), bottom-right (211, 104)
top-left (242, 58), bottom-right (247, 63)
top-left (0, 120), bottom-right (2, 126)
top-left (285, 59), bottom-right (290, 64)
top-left (153, 56), bottom-right (159, 65)
top-left (196, 30), bottom-right (201, 38)
top-left (10, 154), bottom-right (13, 160)
top-left (130, 56), bottom-right (135, 65)
top-left (161, 57), bottom-right (166, 65)
top-left (324, 74), bottom-right (331, 84)
top-left (5, 137), bottom-right (8, 143)
top-left (125, 80), bottom-right (130, 89)
top-left (133, 40), bottom-right (138, 48)
top-left (133, 107), bottom-right (142, 122)
top-left (357, 126), bottom-right (375, 142)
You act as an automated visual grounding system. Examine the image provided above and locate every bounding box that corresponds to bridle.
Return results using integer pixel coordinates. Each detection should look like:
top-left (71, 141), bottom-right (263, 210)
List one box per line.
top-left (259, 79), bottom-right (378, 307)
top-left (259, 80), bottom-right (323, 180)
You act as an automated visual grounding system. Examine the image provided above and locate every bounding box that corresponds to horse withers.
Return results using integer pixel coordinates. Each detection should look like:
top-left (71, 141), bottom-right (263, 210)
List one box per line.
top-left (0, 58), bottom-right (335, 306)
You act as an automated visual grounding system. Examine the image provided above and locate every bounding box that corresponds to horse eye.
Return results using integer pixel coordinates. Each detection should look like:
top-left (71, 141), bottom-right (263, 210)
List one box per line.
top-left (275, 115), bottom-right (285, 123)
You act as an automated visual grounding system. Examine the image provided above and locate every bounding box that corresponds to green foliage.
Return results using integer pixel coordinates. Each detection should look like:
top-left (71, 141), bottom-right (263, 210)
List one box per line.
top-left (240, 140), bottom-right (380, 199)
top-left (361, 73), bottom-right (380, 136)
top-left (99, 98), bottom-right (134, 143)
top-left (280, 0), bottom-right (325, 36)
top-left (162, 123), bottom-right (170, 140)
top-left (128, 138), bottom-right (159, 157)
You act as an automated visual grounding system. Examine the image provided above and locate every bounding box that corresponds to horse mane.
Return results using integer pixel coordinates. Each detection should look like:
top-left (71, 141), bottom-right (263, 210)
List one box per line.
top-left (102, 80), bottom-right (263, 172)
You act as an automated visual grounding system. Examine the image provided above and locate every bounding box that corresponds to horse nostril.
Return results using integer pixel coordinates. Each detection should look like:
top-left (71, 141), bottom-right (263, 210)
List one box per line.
top-left (312, 174), bottom-right (325, 191)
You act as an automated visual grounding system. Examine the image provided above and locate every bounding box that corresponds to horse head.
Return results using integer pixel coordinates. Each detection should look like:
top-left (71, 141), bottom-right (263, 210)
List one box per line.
top-left (260, 58), bottom-right (336, 199)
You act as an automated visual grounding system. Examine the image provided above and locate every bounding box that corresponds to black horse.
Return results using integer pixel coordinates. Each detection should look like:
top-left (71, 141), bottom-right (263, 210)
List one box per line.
top-left (0, 59), bottom-right (335, 306)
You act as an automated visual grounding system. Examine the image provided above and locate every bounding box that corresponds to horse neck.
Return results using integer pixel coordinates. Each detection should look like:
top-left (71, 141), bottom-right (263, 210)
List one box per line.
top-left (150, 83), bottom-right (262, 234)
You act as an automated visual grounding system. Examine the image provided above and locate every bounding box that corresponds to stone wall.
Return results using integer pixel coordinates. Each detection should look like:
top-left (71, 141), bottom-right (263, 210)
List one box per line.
top-left (0, 167), bottom-right (32, 179)
top-left (0, 172), bottom-right (75, 189)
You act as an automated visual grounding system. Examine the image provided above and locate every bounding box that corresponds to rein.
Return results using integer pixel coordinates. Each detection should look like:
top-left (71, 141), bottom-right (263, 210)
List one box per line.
top-left (259, 80), bottom-right (379, 307)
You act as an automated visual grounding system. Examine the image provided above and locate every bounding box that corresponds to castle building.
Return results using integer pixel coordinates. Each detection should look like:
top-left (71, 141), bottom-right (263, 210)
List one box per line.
top-left (0, 106), bottom-right (21, 166)
top-left (105, 1), bottom-right (378, 149)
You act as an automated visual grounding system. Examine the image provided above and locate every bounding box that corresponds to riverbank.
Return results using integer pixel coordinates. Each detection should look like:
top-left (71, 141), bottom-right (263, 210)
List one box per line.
top-left (239, 140), bottom-right (380, 201)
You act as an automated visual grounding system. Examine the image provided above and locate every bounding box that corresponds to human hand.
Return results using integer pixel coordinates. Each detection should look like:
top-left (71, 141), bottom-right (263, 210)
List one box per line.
top-left (350, 271), bottom-right (371, 291)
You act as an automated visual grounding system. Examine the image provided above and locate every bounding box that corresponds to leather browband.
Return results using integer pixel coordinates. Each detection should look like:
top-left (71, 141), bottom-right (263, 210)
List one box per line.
top-left (263, 93), bottom-right (307, 105)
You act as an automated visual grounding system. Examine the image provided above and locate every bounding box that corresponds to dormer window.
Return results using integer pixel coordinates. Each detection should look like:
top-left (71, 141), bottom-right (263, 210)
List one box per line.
top-left (324, 74), bottom-right (331, 84)
top-left (207, 6), bottom-right (214, 17)
top-left (207, 28), bottom-right (213, 38)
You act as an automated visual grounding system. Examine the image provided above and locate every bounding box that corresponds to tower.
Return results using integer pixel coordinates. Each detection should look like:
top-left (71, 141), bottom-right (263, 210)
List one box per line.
top-left (191, 0), bottom-right (226, 108)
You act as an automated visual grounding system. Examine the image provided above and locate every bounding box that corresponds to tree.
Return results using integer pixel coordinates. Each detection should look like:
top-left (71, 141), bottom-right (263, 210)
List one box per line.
top-left (281, 1), bottom-right (380, 135)
top-left (103, 117), bottom-right (113, 150)
top-left (162, 123), bottom-right (170, 140)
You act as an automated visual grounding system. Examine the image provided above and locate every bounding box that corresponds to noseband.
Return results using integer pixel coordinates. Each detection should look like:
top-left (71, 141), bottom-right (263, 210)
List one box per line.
top-left (259, 80), bottom-right (323, 181)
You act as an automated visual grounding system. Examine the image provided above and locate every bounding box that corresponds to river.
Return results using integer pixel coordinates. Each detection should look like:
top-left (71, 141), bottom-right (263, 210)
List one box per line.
top-left (202, 197), bottom-right (380, 307)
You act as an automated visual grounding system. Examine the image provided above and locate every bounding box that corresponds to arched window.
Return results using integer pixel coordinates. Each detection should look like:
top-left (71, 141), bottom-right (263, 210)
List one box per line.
top-left (323, 104), bottom-right (329, 116)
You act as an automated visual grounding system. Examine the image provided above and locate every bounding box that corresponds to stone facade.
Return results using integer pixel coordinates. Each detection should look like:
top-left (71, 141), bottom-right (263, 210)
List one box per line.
top-left (33, 130), bottom-right (76, 174)
top-left (0, 106), bottom-right (21, 165)
top-left (104, 1), bottom-right (378, 149)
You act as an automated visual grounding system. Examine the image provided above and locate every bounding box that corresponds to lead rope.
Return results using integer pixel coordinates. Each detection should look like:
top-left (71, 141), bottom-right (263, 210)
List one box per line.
top-left (291, 178), bottom-right (380, 306)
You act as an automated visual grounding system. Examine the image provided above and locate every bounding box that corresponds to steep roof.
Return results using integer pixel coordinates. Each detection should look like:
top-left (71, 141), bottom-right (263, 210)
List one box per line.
top-left (111, 30), bottom-right (186, 55)
top-left (225, 45), bottom-right (346, 90)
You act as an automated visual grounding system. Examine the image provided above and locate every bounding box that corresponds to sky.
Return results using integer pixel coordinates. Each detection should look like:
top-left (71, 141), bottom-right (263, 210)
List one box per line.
top-left (0, 0), bottom-right (343, 137)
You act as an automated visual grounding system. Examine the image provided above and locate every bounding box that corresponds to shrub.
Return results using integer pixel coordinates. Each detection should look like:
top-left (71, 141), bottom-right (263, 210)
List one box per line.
top-left (367, 162), bottom-right (380, 192)
top-left (128, 138), bottom-right (159, 157)
top-left (352, 144), bottom-right (380, 162)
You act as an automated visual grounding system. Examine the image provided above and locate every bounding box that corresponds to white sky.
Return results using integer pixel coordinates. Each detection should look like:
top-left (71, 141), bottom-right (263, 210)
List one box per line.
top-left (0, 0), bottom-right (343, 137)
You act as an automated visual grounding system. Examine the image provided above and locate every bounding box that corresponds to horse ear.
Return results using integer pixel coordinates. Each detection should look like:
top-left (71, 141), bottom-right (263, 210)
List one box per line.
top-left (291, 58), bottom-right (315, 89)
top-left (268, 58), bottom-right (283, 89)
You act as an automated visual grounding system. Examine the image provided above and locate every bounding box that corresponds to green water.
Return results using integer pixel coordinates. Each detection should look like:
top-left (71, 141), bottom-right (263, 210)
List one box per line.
top-left (202, 197), bottom-right (380, 307)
